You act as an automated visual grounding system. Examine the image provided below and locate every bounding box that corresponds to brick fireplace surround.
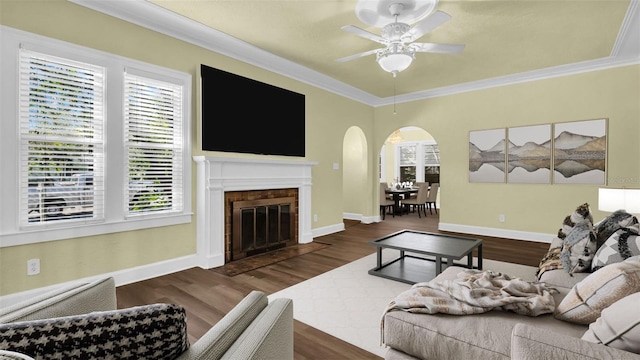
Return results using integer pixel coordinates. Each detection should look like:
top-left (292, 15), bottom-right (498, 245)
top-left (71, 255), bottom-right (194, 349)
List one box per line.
top-left (193, 156), bottom-right (317, 268)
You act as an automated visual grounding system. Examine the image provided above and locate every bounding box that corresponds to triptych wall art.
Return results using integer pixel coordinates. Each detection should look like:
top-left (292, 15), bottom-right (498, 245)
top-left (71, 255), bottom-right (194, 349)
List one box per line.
top-left (469, 118), bottom-right (607, 184)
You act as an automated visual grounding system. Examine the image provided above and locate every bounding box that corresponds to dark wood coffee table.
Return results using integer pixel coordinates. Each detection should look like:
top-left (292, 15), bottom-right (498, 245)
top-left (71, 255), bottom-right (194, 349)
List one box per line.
top-left (368, 229), bottom-right (483, 284)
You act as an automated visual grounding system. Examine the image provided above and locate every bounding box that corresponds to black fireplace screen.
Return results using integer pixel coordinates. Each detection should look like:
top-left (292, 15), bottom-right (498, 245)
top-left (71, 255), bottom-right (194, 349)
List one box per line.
top-left (232, 197), bottom-right (296, 260)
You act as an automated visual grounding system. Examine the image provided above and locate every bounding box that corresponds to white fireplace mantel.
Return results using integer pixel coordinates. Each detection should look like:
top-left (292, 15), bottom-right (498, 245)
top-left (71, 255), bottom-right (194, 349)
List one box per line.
top-left (193, 156), bottom-right (317, 268)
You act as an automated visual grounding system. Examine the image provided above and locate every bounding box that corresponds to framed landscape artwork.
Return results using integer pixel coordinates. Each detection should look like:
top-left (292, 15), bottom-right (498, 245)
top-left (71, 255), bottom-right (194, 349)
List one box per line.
top-left (553, 118), bottom-right (607, 185)
top-left (469, 128), bottom-right (506, 183)
top-left (507, 124), bottom-right (552, 184)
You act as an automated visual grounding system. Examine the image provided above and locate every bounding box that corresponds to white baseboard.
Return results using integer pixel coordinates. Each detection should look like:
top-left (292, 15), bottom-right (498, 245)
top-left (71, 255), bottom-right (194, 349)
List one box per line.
top-left (311, 222), bottom-right (345, 238)
top-left (342, 212), bottom-right (360, 221)
top-left (0, 254), bottom-right (200, 307)
top-left (342, 213), bottom-right (553, 243)
top-left (343, 212), bottom-right (378, 224)
top-left (439, 222), bottom-right (554, 243)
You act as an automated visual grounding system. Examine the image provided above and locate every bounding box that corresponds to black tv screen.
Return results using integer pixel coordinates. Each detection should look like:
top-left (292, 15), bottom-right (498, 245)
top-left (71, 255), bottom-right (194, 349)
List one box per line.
top-left (201, 64), bottom-right (305, 156)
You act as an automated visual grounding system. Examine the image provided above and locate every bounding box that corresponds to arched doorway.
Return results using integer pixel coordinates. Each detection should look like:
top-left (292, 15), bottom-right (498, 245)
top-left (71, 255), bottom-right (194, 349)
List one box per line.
top-left (380, 126), bottom-right (440, 210)
top-left (342, 126), bottom-right (370, 219)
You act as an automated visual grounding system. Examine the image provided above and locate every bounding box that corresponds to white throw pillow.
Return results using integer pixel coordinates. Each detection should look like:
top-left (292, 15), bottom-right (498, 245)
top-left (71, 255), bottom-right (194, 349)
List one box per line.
top-left (582, 292), bottom-right (640, 354)
top-left (555, 256), bottom-right (640, 324)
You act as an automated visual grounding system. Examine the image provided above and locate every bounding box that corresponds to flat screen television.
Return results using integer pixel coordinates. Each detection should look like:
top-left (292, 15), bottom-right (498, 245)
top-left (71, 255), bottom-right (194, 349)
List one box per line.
top-left (200, 64), bottom-right (305, 157)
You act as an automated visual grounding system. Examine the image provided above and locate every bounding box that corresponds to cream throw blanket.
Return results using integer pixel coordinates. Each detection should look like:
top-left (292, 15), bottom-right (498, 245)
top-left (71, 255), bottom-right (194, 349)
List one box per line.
top-left (385, 269), bottom-right (556, 316)
top-left (381, 269), bottom-right (556, 344)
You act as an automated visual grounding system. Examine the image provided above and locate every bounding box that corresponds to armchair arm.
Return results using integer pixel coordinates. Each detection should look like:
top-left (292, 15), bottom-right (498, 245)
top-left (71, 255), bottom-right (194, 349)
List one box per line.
top-left (177, 291), bottom-right (294, 360)
top-left (511, 323), bottom-right (640, 360)
top-left (0, 277), bottom-right (116, 324)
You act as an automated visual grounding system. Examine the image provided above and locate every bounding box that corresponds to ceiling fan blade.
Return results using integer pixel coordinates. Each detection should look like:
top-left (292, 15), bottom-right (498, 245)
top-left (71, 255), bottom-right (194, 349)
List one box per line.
top-left (341, 25), bottom-right (387, 45)
top-left (411, 42), bottom-right (465, 54)
top-left (405, 11), bottom-right (452, 42)
top-left (335, 48), bottom-right (381, 63)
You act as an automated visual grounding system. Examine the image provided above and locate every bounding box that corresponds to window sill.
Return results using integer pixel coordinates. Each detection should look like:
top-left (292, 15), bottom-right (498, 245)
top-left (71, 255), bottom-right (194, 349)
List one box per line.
top-left (0, 212), bottom-right (193, 248)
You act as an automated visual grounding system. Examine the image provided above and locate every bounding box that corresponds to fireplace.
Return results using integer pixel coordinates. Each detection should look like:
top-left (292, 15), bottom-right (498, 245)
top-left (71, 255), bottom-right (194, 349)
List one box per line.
top-left (193, 156), bottom-right (317, 268)
top-left (226, 189), bottom-right (298, 262)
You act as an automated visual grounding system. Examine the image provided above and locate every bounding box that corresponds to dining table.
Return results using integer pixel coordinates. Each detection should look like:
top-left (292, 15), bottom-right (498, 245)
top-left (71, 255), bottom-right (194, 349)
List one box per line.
top-left (384, 187), bottom-right (418, 216)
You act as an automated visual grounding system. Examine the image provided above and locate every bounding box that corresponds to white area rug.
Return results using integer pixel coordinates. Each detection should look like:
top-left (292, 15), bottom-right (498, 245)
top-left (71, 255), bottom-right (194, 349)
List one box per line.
top-left (268, 251), bottom-right (538, 358)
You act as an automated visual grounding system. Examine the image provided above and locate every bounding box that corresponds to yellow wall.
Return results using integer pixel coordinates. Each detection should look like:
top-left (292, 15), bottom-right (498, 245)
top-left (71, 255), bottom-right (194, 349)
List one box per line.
top-left (373, 65), bottom-right (640, 234)
top-left (1, 0), bottom-right (639, 296)
top-left (0, 0), bottom-right (372, 295)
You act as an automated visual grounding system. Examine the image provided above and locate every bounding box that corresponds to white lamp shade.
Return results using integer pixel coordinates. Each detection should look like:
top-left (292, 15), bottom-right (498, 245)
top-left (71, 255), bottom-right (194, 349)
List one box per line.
top-left (378, 53), bottom-right (413, 73)
top-left (598, 188), bottom-right (640, 213)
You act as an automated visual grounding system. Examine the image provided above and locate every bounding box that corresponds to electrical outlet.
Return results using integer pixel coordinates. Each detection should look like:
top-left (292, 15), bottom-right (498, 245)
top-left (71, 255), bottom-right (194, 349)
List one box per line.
top-left (499, 214), bottom-right (505, 223)
top-left (313, 214), bottom-right (318, 222)
top-left (27, 258), bottom-right (40, 276)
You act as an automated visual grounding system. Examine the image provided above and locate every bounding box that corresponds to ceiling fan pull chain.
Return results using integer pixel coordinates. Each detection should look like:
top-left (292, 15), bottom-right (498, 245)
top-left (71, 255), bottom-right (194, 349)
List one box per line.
top-left (393, 76), bottom-right (397, 115)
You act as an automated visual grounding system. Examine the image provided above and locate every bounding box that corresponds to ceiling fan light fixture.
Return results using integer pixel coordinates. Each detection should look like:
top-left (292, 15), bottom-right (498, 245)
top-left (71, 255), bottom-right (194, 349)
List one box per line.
top-left (377, 49), bottom-right (414, 75)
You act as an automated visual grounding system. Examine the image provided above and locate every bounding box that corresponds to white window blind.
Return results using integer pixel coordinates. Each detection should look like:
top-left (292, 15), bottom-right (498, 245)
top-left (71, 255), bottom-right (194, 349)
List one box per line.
top-left (423, 144), bottom-right (440, 165)
top-left (18, 49), bottom-right (105, 226)
top-left (124, 73), bottom-right (183, 216)
top-left (399, 144), bottom-right (417, 166)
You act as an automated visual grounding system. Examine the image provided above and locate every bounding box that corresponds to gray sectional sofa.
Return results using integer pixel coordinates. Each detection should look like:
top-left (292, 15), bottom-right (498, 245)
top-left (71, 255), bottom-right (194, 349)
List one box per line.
top-left (0, 277), bottom-right (294, 359)
top-left (383, 207), bottom-right (640, 360)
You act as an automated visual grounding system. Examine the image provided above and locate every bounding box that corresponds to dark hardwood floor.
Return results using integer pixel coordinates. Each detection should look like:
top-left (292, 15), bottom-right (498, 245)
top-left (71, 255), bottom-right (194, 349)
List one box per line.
top-left (116, 211), bottom-right (549, 359)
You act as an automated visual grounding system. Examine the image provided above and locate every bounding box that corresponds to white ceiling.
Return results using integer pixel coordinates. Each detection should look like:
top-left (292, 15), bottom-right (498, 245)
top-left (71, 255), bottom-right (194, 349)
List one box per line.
top-left (72, 0), bottom-right (640, 106)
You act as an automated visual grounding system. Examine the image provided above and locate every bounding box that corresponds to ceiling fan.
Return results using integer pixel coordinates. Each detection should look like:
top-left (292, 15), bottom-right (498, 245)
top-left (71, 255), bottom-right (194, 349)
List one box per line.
top-left (337, 0), bottom-right (464, 77)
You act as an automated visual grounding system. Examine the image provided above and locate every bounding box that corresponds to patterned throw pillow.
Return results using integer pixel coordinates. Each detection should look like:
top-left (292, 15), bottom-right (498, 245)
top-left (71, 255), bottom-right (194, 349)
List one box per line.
top-left (536, 203), bottom-right (595, 278)
top-left (557, 203), bottom-right (593, 240)
top-left (0, 303), bottom-right (189, 360)
top-left (594, 211), bottom-right (638, 249)
top-left (555, 256), bottom-right (640, 324)
top-left (592, 229), bottom-right (640, 272)
top-left (560, 220), bottom-right (597, 274)
top-left (582, 292), bottom-right (640, 354)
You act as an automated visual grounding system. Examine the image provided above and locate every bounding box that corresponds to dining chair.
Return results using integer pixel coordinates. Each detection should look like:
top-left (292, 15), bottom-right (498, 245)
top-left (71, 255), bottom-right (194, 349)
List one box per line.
top-left (408, 182), bottom-right (426, 199)
top-left (426, 182), bottom-right (439, 214)
top-left (401, 182), bottom-right (428, 218)
top-left (380, 183), bottom-right (395, 220)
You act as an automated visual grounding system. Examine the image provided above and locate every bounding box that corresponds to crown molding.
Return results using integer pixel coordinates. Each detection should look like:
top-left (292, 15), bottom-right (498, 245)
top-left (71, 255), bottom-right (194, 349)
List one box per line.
top-left (70, 0), bottom-right (640, 107)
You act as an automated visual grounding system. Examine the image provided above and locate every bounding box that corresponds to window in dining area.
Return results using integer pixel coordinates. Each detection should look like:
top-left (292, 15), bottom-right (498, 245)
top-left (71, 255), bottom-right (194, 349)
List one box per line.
top-left (396, 142), bottom-right (440, 184)
top-left (399, 144), bottom-right (417, 183)
top-left (424, 144), bottom-right (440, 184)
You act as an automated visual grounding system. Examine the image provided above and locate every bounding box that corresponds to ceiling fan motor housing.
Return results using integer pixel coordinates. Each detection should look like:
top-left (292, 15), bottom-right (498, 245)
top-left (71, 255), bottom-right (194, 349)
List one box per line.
top-left (382, 22), bottom-right (411, 42)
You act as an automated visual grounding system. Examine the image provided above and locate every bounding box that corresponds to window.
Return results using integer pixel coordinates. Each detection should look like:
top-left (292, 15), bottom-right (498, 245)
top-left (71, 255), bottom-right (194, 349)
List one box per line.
top-left (1, 27), bottom-right (192, 247)
top-left (423, 144), bottom-right (440, 184)
top-left (379, 145), bottom-right (386, 182)
top-left (124, 72), bottom-right (183, 216)
top-left (398, 144), bottom-right (417, 183)
top-left (392, 141), bottom-right (440, 184)
top-left (19, 50), bottom-right (105, 225)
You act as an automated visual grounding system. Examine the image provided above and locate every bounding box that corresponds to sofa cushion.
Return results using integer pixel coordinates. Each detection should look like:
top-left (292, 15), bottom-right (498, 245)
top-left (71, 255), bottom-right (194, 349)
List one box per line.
top-left (555, 256), bottom-right (640, 324)
top-left (592, 228), bottom-right (640, 272)
top-left (512, 323), bottom-right (640, 360)
top-left (0, 303), bottom-right (189, 360)
top-left (383, 307), bottom-right (587, 360)
top-left (0, 277), bottom-right (116, 324)
top-left (581, 292), bottom-right (640, 354)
